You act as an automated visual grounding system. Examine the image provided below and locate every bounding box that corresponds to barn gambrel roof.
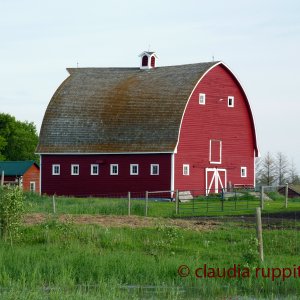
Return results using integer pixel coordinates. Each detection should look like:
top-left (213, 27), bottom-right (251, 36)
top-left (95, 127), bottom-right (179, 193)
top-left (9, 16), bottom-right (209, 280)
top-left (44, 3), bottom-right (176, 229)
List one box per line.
top-left (37, 62), bottom-right (258, 154)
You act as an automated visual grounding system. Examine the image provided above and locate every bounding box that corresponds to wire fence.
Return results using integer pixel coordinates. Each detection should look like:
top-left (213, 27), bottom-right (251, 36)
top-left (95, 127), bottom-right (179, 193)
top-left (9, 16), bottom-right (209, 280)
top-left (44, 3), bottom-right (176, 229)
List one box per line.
top-left (22, 184), bottom-right (300, 218)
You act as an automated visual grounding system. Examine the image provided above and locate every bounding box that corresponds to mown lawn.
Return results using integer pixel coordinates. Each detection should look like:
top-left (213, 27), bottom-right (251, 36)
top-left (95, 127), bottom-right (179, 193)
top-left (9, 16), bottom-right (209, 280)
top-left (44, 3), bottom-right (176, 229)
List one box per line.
top-left (0, 216), bottom-right (300, 299)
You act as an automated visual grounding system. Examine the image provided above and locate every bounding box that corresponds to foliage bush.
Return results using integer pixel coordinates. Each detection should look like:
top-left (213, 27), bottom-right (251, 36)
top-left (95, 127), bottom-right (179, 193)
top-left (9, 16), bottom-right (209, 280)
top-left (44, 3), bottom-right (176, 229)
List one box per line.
top-left (266, 191), bottom-right (285, 201)
top-left (0, 186), bottom-right (24, 242)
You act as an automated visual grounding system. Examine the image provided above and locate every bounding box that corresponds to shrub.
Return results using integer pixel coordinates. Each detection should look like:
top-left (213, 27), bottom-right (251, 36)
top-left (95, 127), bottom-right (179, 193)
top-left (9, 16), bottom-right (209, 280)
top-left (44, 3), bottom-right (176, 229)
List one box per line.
top-left (0, 186), bottom-right (25, 243)
top-left (266, 191), bottom-right (285, 201)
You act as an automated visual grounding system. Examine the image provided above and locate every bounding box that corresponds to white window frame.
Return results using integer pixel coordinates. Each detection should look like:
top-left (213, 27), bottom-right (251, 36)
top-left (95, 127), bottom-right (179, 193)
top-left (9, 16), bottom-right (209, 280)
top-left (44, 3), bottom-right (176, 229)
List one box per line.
top-left (52, 164), bottom-right (60, 175)
top-left (110, 164), bottom-right (119, 175)
top-left (228, 96), bottom-right (234, 107)
top-left (241, 167), bottom-right (247, 178)
top-left (209, 139), bottom-right (222, 164)
top-left (183, 164), bottom-right (190, 176)
top-left (130, 164), bottom-right (139, 175)
top-left (91, 164), bottom-right (99, 175)
top-left (30, 181), bottom-right (36, 192)
top-left (71, 164), bottom-right (80, 176)
top-left (199, 93), bottom-right (206, 105)
top-left (151, 164), bottom-right (159, 175)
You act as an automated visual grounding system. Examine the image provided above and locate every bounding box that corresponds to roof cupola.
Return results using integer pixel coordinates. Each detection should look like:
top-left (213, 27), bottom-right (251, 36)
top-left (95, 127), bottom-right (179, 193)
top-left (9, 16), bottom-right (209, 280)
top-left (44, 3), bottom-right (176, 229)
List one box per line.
top-left (139, 51), bottom-right (158, 69)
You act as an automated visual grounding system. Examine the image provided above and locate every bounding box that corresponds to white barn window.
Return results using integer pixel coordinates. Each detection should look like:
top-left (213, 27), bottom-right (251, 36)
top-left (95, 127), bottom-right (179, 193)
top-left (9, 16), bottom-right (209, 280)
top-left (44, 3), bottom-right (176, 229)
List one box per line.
top-left (30, 181), bottom-right (36, 192)
top-left (110, 164), bottom-right (118, 175)
top-left (71, 164), bottom-right (79, 175)
top-left (199, 93), bottom-right (206, 105)
top-left (183, 164), bottom-right (190, 176)
top-left (130, 164), bottom-right (139, 175)
top-left (241, 167), bottom-right (247, 177)
top-left (151, 164), bottom-right (159, 175)
top-left (228, 96), bottom-right (234, 107)
top-left (91, 164), bottom-right (99, 175)
top-left (52, 164), bottom-right (60, 175)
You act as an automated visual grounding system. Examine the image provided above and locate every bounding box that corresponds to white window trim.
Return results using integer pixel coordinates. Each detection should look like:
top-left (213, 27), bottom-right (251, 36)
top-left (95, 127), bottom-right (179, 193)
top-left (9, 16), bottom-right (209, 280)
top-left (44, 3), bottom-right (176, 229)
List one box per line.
top-left (110, 164), bottom-right (119, 175)
top-left (183, 164), bottom-right (190, 176)
top-left (228, 96), bottom-right (234, 107)
top-left (91, 164), bottom-right (99, 175)
top-left (199, 93), bottom-right (206, 105)
top-left (130, 164), bottom-right (139, 175)
top-left (209, 139), bottom-right (222, 164)
top-left (151, 164), bottom-right (159, 175)
top-left (71, 164), bottom-right (80, 176)
top-left (241, 166), bottom-right (247, 178)
top-left (30, 181), bottom-right (36, 192)
top-left (52, 164), bottom-right (60, 175)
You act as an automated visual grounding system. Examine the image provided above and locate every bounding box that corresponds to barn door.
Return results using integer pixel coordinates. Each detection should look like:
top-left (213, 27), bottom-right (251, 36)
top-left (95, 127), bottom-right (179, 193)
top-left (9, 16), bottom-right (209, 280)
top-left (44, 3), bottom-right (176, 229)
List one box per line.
top-left (205, 168), bottom-right (227, 195)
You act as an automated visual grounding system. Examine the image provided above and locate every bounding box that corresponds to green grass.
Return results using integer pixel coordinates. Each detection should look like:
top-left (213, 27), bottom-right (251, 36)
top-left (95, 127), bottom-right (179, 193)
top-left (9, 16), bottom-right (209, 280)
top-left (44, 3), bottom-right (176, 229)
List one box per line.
top-left (23, 192), bottom-right (300, 218)
top-left (1, 218), bottom-right (300, 299)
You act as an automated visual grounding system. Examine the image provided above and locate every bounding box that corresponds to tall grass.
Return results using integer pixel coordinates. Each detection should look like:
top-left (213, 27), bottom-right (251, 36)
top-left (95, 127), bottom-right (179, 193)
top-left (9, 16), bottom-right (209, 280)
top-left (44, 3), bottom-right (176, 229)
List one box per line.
top-left (0, 218), bottom-right (300, 299)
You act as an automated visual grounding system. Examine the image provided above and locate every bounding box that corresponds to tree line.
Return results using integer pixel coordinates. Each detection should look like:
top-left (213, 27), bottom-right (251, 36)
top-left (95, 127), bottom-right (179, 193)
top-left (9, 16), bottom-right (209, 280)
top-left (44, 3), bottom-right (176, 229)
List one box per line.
top-left (256, 152), bottom-right (300, 186)
top-left (0, 113), bottom-right (39, 162)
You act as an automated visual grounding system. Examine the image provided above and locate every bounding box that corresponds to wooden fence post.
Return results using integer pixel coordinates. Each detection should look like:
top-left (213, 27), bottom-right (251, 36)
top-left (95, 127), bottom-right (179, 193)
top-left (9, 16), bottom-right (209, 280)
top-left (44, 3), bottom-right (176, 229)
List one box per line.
top-left (175, 189), bottom-right (179, 215)
top-left (285, 183), bottom-right (288, 209)
top-left (128, 192), bottom-right (131, 216)
top-left (260, 186), bottom-right (264, 210)
top-left (145, 191), bottom-right (148, 217)
top-left (0, 170), bottom-right (4, 186)
top-left (52, 195), bottom-right (56, 214)
top-left (256, 207), bottom-right (264, 262)
top-left (221, 188), bottom-right (224, 211)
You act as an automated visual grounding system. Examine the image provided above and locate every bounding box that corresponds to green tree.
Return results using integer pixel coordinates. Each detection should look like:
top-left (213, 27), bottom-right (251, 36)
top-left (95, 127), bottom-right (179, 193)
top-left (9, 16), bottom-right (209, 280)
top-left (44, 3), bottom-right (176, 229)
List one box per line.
top-left (0, 136), bottom-right (7, 160)
top-left (0, 113), bottom-right (39, 162)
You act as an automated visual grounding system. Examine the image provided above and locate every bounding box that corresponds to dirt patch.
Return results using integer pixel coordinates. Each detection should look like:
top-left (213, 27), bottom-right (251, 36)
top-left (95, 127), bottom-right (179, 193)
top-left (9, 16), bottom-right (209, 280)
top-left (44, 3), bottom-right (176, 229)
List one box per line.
top-left (23, 213), bottom-right (47, 225)
top-left (23, 213), bottom-right (220, 231)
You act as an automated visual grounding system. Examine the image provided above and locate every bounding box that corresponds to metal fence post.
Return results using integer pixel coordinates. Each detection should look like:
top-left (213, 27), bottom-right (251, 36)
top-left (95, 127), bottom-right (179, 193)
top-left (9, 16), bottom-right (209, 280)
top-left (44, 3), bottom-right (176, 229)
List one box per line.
top-left (260, 186), bottom-right (264, 210)
top-left (128, 192), bottom-right (131, 216)
top-left (145, 191), bottom-right (148, 216)
top-left (175, 189), bottom-right (179, 215)
top-left (285, 183), bottom-right (288, 208)
top-left (256, 207), bottom-right (264, 262)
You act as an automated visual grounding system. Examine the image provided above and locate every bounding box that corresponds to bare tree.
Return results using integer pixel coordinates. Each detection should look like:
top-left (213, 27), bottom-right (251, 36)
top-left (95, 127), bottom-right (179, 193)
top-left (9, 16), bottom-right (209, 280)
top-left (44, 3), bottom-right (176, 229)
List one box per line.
top-left (257, 152), bottom-right (276, 186)
top-left (288, 159), bottom-right (300, 185)
top-left (275, 152), bottom-right (289, 185)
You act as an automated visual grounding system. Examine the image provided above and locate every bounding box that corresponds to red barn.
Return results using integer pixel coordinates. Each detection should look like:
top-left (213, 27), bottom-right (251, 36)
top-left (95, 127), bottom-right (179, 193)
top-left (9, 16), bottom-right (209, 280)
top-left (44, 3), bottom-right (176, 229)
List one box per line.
top-left (37, 52), bottom-right (258, 196)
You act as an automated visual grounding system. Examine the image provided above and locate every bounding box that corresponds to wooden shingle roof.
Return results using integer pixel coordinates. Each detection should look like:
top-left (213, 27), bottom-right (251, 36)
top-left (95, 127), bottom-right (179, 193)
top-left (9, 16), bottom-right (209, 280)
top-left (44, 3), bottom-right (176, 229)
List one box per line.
top-left (36, 62), bottom-right (221, 153)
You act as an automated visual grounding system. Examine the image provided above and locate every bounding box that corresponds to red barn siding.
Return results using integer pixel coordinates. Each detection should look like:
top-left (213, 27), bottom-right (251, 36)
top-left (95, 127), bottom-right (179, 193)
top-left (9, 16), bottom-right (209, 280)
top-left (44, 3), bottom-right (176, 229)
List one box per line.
top-left (175, 64), bottom-right (256, 193)
top-left (23, 165), bottom-right (40, 193)
top-left (41, 154), bottom-right (171, 196)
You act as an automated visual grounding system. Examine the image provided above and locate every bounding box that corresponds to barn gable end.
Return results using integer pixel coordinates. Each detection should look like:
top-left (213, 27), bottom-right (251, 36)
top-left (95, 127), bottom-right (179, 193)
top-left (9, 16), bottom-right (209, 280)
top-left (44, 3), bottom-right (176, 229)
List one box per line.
top-left (174, 64), bottom-right (257, 194)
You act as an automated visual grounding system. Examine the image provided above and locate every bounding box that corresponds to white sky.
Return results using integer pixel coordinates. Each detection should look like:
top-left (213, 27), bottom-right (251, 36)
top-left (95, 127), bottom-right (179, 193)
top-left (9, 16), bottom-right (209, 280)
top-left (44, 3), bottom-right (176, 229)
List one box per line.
top-left (1, 0), bottom-right (300, 171)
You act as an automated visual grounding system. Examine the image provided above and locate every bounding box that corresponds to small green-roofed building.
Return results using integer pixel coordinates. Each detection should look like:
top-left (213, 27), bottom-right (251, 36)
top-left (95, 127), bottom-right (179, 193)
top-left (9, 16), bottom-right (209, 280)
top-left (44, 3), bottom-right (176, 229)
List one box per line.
top-left (0, 161), bottom-right (40, 193)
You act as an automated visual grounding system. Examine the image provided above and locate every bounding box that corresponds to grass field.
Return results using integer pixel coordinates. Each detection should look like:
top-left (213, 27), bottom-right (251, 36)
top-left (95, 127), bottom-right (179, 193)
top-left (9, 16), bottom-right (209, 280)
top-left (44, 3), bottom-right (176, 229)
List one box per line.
top-left (0, 215), bottom-right (300, 299)
top-left (1, 191), bottom-right (300, 299)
